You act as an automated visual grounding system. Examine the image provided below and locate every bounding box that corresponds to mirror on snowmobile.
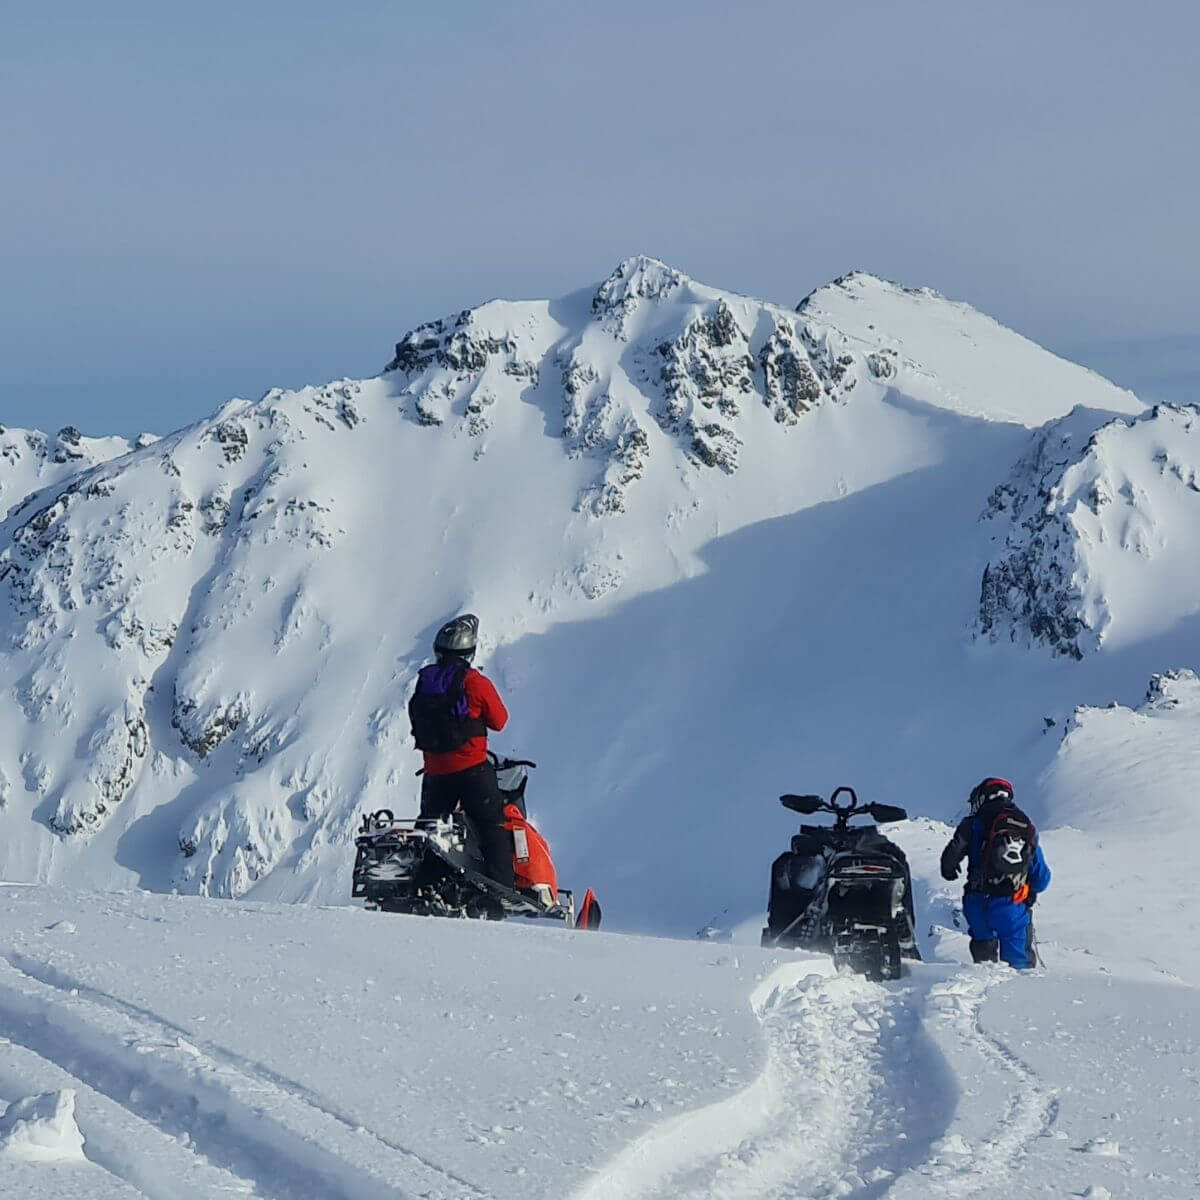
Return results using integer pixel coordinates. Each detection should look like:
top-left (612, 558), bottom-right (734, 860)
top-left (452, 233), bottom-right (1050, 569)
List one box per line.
top-left (868, 803), bottom-right (908, 824)
top-left (780, 794), bottom-right (824, 814)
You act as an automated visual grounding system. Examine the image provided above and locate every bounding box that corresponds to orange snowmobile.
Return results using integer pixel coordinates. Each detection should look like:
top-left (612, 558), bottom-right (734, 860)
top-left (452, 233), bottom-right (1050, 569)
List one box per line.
top-left (353, 754), bottom-right (600, 930)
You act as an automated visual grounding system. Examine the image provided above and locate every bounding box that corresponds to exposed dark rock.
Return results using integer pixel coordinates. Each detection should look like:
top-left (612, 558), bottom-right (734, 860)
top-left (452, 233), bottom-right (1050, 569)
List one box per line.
top-left (173, 692), bottom-right (249, 759)
top-left (759, 324), bottom-right (822, 423)
top-left (211, 419), bottom-right (249, 464)
top-left (592, 256), bottom-right (686, 324)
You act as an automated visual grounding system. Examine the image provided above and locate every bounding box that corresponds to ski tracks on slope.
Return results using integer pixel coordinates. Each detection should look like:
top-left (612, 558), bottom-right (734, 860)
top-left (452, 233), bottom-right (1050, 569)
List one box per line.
top-left (0, 951), bottom-right (486, 1200)
top-left (571, 963), bottom-right (1059, 1200)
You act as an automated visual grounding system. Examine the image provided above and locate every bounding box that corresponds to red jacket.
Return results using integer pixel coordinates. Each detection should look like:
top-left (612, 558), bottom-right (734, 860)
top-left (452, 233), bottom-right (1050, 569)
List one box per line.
top-left (422, 668), bottom-right (509, 776)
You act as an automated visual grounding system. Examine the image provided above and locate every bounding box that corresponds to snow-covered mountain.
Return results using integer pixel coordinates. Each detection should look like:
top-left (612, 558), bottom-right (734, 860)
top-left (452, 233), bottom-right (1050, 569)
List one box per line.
top-left (2, 258), bottom-right (1199, 1200)
top-left (0, 425), bottom-right (144, 521)
top-left (978, 404), bottom-right (1200, 656)
top-left (3, 255), bottom-right (1196, 943)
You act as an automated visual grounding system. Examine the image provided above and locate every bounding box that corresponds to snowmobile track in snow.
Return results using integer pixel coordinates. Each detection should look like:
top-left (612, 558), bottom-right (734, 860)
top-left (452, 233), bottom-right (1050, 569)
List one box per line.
top-left (882, 970), bottom-right (1060, 1198)
top-left (0, 1033), bottom-right (265, 1198)
top-left (570, 963), bottom-right (1059, 1200)
top-left (569, 964), bottom-right (952, 1200)
top-left (0, 951), bottom-right (488, 1200)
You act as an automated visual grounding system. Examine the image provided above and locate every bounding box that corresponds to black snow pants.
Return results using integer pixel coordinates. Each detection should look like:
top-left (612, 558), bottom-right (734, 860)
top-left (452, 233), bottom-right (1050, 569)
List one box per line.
top-left (419, 760), bottom-right (515, 890)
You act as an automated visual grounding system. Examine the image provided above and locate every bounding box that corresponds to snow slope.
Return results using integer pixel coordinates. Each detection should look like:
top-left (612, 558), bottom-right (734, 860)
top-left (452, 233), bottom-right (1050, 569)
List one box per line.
top-left (0, 884), bottom-right (1194, 1199)
top-left (798, 272), bottom-right (1140, 428)
top-left (0, 256), bottom-right (1177, 941)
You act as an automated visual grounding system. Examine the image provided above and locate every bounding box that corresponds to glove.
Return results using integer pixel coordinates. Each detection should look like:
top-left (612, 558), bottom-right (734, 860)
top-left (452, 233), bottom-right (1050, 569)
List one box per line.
top-left (1024, 891), bottom-right (1037, 909)
top-left (940, 859), bottom-right (960, 882)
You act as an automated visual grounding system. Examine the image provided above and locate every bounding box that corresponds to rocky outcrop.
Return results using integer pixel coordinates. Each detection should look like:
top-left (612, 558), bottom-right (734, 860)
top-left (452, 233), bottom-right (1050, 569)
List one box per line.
top-left (51, 708), bottom-right (149, 834)
top-left (381, 257), bottom-right (890, 514)
top-left (976, 405), bottom-right (1200, 656)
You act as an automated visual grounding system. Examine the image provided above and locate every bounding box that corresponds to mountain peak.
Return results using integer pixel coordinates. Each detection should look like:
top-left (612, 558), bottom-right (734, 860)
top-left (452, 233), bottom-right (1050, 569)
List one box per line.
top-left (591, 256), bottom-right (691, 325)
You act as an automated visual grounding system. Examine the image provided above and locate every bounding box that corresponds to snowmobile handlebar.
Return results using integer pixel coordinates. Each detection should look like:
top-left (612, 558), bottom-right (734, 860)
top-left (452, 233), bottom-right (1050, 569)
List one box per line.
top-left (779, 790), bottom-right (907, 826)
top-left (417, 756), bottom-right (537, 778)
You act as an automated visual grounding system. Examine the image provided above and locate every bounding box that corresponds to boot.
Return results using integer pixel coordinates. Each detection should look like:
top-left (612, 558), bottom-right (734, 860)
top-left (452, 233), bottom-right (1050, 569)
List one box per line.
top-left (969, 938), bottom-right (1000, 964)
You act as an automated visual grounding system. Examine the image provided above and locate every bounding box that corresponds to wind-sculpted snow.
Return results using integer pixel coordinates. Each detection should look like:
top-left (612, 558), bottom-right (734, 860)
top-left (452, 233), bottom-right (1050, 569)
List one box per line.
top-left (977, 404), bottom-right (1200, 656)
top-left (0, 256), bottom-right (1157, 909)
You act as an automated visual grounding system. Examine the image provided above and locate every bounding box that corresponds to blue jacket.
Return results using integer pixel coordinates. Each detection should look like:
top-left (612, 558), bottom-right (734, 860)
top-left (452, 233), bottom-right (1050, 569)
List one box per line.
top-left (941, 802), bottom-right (1051, 895)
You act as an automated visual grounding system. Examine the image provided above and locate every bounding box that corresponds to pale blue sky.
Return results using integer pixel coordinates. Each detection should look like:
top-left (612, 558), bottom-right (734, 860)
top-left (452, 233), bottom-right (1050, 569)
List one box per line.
top-left (2, 1), bottom-right (1197, 436)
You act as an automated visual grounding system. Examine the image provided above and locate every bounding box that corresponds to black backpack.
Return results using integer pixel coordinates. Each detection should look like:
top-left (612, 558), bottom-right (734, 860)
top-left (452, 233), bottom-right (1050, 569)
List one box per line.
top-left (408, 662), bottom-right (486, 754)
top-left (981, 804), bottom-right (1036, 896)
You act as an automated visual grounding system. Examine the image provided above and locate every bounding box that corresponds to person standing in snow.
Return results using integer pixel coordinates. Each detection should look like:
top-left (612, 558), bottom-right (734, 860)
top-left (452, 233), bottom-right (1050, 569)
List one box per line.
top-left (940, 777), bottom-right (1050, 969)
top-left (409, 614), bottom-right (515, 891)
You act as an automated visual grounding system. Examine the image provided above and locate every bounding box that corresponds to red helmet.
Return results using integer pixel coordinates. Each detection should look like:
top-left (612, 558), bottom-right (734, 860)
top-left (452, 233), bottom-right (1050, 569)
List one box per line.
top-left (969, 777), bottom-right (1013, 813)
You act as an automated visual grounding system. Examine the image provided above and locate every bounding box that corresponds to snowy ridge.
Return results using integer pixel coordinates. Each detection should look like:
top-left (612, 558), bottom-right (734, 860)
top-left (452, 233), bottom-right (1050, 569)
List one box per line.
top-left (798, 272), bottom-right (1140, 428)
top-left (1046, 667), bottom-right (1200, 836)
top-left (0, 424), bottom-right (142, 522)
top-left (1028, 668), bottom-right (1200, 979)
top-left (977, 403), bottom-right (1200, 656)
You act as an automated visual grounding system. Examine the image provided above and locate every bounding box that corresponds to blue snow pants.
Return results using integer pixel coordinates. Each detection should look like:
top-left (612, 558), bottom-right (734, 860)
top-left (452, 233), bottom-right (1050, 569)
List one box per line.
top-left (963, 892), bottom-right (1036, 969)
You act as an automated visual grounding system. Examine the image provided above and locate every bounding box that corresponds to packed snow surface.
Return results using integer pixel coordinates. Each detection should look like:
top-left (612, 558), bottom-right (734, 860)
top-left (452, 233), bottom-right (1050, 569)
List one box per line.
top-left (0, 883), bottom-right (1195, 1199)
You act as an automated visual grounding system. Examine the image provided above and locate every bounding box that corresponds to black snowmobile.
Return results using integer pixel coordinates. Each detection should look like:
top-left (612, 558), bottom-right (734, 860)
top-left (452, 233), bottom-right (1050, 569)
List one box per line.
top-left (352, 756), bottom-right (600, 929)
top-left (761, 786), bottom-right (920, 980)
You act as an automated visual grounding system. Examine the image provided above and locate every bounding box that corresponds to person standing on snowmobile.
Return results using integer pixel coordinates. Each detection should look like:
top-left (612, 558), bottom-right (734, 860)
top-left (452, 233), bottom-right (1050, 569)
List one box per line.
top-left (409, 614), bottom-right (515, 891)
top-left (940, 777), bottom-right (1050, 969)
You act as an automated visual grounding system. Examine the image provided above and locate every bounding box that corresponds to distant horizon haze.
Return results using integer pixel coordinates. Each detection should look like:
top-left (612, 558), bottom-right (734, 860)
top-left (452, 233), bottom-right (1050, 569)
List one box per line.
top-left (2, 1), bottom-right (1196, 436)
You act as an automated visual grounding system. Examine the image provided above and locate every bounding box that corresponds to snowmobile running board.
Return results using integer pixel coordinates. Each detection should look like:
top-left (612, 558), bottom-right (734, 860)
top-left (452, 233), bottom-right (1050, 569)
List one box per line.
top-left (452, 860), bottom-right (576, 922)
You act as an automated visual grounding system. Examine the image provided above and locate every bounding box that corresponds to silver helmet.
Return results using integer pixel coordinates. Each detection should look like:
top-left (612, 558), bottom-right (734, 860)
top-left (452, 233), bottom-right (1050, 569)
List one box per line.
top-left (434, 613), bottom-right (479, 660)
